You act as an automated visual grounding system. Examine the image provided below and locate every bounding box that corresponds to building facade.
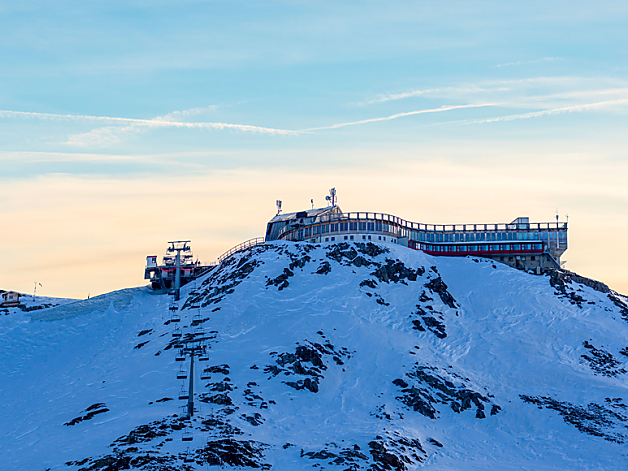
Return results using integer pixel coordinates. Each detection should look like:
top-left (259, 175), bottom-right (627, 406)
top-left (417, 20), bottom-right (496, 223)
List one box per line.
top-left (1, 291), bottom-right (21, 307)
top-left (265, 206), bottom-right (567, 272)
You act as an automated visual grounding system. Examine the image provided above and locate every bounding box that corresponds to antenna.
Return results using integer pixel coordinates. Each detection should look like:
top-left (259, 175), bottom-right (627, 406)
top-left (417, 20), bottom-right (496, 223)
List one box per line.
top-left (311, 199), bottom-right (314, 209)
top-left (276, 200), bottom-right (282, 215)
top-left (327, 188), bottom-right (337, 207)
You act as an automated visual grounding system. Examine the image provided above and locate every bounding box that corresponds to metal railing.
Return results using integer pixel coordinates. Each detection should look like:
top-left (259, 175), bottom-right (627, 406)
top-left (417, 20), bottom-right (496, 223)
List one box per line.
top-left (279, 211), bottom-right (567, 237)
top-left (217, 237), bottom-right (266, 264)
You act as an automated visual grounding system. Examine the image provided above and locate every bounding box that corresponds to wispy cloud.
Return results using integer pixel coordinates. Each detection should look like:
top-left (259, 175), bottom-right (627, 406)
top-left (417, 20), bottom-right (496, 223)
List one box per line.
top-left (496, 57), bottom-right (563, 68)
top-left (361, 86), bottom-right (504, 105)
top-left (430, 98), bottom-right (628, 126)
top-left (0, 109), bottom-right (297, 135)
top-left (157, 105), bottom-right (220, 122)
top-left (304, 103), bottom-right (498, 131)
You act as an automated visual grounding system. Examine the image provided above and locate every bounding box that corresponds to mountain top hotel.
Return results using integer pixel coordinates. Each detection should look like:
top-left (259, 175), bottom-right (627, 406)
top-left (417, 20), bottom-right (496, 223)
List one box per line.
top-left (265, 189), bottom-right (568, 272)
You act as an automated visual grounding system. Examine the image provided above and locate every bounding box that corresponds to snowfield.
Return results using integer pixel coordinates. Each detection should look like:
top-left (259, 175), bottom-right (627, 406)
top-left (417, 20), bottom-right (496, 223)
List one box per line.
top-left (1, 241), bottom-right (628, 470)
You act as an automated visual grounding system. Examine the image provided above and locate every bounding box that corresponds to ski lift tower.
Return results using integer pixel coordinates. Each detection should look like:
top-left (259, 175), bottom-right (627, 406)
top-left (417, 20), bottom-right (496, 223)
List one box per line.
top-left (178, 338), bottom-right (209, 418)
top-left (167, 240), bottom-right (191, 300)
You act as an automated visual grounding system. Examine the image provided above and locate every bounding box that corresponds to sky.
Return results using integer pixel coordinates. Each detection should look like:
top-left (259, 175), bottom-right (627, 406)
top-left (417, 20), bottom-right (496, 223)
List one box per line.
top-left (1, 0), bottom-right (627, 298)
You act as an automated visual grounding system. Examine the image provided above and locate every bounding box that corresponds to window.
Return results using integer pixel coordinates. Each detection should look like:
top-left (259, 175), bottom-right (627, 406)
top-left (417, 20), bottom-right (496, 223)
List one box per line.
top-left (531, 256), bottom-right (536, 261)
top-left (367, 222), bottom-right (374, 231)
top-left (350, 235), bottom-right (354, 240)
top-left (344, 236), bottom-right (348, 240)
top-left (378, 236), bottom-right (382, 240)
top-left (330, 223), bottom-right (338, 232)
top-left (331, 236), bottom-right (335, 241)
top-left (325, 237), bottom-right (329, 242)
top-left (368, 235), bottom-right (372, 240)
top-left (362, 235), bottom-right (366, 240)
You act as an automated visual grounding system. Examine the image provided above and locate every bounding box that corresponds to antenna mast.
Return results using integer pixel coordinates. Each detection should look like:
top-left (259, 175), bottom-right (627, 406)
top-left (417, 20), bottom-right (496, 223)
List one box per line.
top-left (276, 200), bottom-right (282, 215)
top-left (325, 188), bottom-right (337, 207)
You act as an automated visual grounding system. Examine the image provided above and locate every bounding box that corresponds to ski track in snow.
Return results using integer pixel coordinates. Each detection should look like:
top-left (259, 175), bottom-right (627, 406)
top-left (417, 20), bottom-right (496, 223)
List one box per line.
top-left (1, 241), bottom-right (628, 470)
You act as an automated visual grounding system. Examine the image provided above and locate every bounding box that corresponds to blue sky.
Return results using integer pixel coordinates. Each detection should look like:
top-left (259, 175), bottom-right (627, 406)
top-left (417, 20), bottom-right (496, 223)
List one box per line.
top-left (1, 1), bottom-right (628, 297)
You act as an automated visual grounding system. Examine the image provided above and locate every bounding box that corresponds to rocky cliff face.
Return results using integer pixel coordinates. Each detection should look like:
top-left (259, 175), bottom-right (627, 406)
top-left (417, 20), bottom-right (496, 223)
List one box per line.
top-left (2, 241), bottom-right (628, 471)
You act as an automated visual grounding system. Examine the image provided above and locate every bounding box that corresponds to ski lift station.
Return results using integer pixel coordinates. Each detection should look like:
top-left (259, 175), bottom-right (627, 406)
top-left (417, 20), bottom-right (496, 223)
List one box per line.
top-left (1, 291), bottom-right (21, 308)
top-left (145, 188), bottom-right (568, 290)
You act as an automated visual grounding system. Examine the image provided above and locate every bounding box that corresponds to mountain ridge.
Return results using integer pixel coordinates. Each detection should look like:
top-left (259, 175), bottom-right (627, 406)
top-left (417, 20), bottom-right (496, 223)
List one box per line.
top-left (2, 241), bottom-right (628, 470)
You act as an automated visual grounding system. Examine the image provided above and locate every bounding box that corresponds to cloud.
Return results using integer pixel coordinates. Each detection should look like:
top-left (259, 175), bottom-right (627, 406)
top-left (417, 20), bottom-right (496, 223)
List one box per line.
top-left (157, 105), bottom-right (220, 122)
top-left (496, 57), bottom-right (563, 68)
top-left (430, 98), bottom-right (628, 126)
top-left (304, 103), bottom-right (498, 131)
top-left (362, 86), bottom-right (503, 105)
top-left (0, 109), bottom-right (297, 135)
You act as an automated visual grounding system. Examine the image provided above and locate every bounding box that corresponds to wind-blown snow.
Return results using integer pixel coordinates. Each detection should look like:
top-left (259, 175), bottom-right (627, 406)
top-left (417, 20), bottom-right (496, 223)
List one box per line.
top-left (1, 241), bottom-right (627, 470)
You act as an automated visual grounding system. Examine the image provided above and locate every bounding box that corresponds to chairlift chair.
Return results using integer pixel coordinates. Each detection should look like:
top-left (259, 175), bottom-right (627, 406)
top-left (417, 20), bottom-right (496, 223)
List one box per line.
top-left (170, 313), bottom-right (181, 323)
top-left (177, 366), bottom-right (188, 379)
top-left (199, 353), bottom-right (209, 361)
top-left (182, 430), bottom-right (193, 442)
top-left (201, 372), bottom-right (211, 380)
top-left (172, 327), bottom-right (182, 338)
top-left (178, 386), bottom-right (189, 401)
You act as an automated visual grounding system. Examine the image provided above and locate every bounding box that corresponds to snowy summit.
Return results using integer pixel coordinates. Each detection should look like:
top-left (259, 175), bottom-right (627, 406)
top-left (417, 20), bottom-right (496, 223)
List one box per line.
top-left (2, 241), bottom-right (628, 470)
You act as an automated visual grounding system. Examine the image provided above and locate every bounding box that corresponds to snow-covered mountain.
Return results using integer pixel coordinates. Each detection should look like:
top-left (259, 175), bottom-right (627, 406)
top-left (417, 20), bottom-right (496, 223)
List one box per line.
top-left (2, 241), bottom-right (628, 471)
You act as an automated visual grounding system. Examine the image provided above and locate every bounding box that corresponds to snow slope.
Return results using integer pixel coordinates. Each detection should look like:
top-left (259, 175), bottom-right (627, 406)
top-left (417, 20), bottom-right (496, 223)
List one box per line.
top-left (1, 241), bottom-right (628, 470)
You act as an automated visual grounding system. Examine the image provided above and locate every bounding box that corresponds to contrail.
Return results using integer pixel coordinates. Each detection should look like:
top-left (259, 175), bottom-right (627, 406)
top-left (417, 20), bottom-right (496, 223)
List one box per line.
top-left (303, 103), bottom-right (499, 131)
top-left (431, 98), bottom-right (628, 126)
top-left (0, 109), bottom-right (298, 135)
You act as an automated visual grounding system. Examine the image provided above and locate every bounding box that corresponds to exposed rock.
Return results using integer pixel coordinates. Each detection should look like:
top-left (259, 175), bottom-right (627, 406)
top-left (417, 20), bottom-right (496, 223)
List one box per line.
top-left (521, 395), bottom-right (628, 443)
top-left (581, 341), bottom-right (626, 377)
top-left (424, 277), bottom-right (457, 309)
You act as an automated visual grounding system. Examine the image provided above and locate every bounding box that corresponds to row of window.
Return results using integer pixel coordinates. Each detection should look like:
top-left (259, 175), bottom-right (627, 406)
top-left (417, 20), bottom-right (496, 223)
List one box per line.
top-left (414, 231), bottom-right (566, 243)
top-left (321, 235), bottom-right (394, 243)
top-left (293, 223), bottom-right (566, 244)
top-left (419, 243), bottom-right (543, 253)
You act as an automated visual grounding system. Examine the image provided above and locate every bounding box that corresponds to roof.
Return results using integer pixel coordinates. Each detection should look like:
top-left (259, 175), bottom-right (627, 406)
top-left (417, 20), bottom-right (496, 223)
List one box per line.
top-left (267, 206), bottom-right (341, 223)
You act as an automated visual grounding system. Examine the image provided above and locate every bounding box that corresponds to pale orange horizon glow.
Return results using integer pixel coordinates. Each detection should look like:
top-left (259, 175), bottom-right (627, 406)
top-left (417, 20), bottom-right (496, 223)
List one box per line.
top-left (2, 151), bottom-right (627, 299)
